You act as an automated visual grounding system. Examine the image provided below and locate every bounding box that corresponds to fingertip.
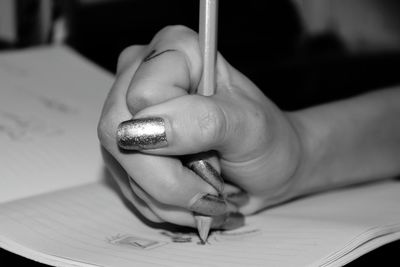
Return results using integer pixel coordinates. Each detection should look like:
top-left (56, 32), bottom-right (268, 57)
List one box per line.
top-left (116, 117), bottom-right (168, 151)
top-left (237, 196), bottom-right (266, 215)
top-left (117, 95), bottom-right (228, 156)
top-left (186, 158), bottom-right (224, 194)
top-left (188, 193), bottom-right (227, 216)
top-left (124, 25), bottom-right (204, 114)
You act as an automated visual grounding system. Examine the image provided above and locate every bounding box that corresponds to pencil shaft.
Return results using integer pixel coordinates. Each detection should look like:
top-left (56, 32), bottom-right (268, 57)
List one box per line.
top-left (198, 0), bottom-right (218, 96)
top-left (195, 0), bottom-right (219, 244)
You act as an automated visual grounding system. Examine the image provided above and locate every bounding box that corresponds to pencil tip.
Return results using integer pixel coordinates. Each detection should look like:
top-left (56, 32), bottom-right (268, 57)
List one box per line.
top-left (195, 215), bottom-right (213, 244)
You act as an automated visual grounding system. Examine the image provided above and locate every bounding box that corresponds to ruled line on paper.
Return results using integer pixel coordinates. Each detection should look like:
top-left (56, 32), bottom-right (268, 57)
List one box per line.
top-left (0, 182), bottom-right (363, 267)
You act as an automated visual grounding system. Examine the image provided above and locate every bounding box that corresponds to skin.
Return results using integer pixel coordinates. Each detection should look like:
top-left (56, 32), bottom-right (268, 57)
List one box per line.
top-left (97, 25), bottom-right (400, 229)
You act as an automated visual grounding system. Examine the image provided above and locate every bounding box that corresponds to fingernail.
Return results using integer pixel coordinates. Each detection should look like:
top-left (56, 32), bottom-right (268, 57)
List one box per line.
top-left (225, 191), bottom-right (249, 207)
top-left (117, 117), bottom-right (167, 150)
top-left (212, 212), bottom-right (245, 230)
top-left (187, 160), bottom-right (224, 194)
top-left (189, 193), bottom-right (227, 216)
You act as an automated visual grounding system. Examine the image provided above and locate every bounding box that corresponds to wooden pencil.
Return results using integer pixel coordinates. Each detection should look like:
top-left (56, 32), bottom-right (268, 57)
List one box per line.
top-left (194, 0), bottom-right (219, 244)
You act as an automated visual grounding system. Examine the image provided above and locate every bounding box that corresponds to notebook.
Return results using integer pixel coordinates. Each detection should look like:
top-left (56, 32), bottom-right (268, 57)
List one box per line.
top-left (0, 45), bottom-right (400, 267)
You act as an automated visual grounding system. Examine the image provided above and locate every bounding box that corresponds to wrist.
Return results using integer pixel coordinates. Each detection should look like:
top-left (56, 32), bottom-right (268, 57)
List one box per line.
top-left (285, 109), bottom-right (329, 198)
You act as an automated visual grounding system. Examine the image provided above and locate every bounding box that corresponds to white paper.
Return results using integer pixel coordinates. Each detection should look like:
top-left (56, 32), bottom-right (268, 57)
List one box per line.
top-left (1, 180), bottom-right (400, 267)
top-left (1, 46), bottom-right (400, 267)
top-left (0, 46), bottom-right (113, 203)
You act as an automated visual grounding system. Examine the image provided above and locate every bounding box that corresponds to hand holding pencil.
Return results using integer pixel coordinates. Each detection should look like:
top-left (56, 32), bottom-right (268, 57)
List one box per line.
top-left (98, 1), bottom-right (305, 244)
top-left (190, 0), bottom-right (223, 243)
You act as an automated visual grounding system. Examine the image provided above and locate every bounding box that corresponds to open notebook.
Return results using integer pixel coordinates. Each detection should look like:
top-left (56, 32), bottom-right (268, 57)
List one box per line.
top-left (1, 46), bottom-right (400, 267)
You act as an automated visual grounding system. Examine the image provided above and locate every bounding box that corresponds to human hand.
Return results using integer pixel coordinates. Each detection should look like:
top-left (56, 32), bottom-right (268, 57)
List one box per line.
top-left (97, 25), bottom-right (305, 229)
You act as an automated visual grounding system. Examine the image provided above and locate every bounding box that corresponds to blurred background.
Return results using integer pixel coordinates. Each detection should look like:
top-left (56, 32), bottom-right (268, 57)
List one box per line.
top-left (1, 0), bottom-right (400, 110)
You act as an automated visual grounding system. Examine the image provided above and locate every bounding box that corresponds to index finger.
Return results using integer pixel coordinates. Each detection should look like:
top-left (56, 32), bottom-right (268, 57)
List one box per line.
top-left (126, 25), bottom-right (203, 115)
top-left (97, 49), bottom-right (226, 219)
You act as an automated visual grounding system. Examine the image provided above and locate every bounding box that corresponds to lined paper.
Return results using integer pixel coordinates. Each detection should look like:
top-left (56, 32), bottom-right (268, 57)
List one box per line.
top-left (1, 180), bottom-right (400, 267)
top-left (0, 46), bottom-right (113, 203)
top-left (1, 46), bottom-right (400, 267)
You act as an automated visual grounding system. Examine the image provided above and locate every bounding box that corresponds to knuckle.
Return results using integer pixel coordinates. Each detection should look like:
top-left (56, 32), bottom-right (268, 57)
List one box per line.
top-left (244, 100), bottom-right (266, 128)
top-left (195, 99), bottom-right (226, 144)
top-left (157, 25), bottom-right (198, 48)
top-left (250, 104), bottom-right (267, 128)
top-left (117, 45), bottom-right (135, 63)
top-left (160, 25), bottom-right (195, 38)
top-left (245, 103), bottom-right (272, 145)
top-left (126, 81), bottom-right (158, 112)
top-left (116, 45), bottom-right (143, 73)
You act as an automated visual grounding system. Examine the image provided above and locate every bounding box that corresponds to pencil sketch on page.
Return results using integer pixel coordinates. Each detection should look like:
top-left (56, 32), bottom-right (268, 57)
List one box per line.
top-left (106, 228), bottom-right (261, 250)
top-left (107, 234), bottom-right (167, 250)
top-left (0, 109), bottom-right (64, 141)
top-left (160, 228), bottom-right (261, 245)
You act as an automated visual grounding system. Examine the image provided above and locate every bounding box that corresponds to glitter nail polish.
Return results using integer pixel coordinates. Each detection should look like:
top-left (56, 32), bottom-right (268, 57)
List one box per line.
top-left (117, 117), bottom-right (167, 150)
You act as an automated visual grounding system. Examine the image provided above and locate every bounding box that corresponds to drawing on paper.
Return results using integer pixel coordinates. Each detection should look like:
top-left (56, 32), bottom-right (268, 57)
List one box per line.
top-left (0, 110), bottom-right (63, 141)
top-left (160, 231), bottom-right (195, 243)
top-left (107, 234), bottom-right (167, 250)
top-left (159, 228), bottom-right (261, 245)
top-left (38, 96), bottom-right (78, 114)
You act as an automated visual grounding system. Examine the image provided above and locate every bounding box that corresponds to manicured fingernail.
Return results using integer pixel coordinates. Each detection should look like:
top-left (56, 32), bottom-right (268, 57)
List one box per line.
top-left (189, 193), bottom-right (227, 216)
top-left (117, 117), bottom-right (167, 150)
top-left (225, 191), bottom-right (249, 207)
top-left (187, 160), bottom-right (224, 194)
top-left (212, 212), bottom-right (245, 230)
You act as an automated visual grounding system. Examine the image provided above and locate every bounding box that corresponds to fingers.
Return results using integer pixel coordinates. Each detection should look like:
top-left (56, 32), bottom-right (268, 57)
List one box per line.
top-left (120, 26), bottom-right (230, 208)
top-left (101, 147), bottom-right (163, 223)
top-left (117, 93), bottom-right (270, 162)
top-left (223, 183), bottom-right (250, 207)
top-left (116, 45), bottom-right (146, 74)
top-left (127, 176), bottom-right (195, 227)
top-left (126, 25), bottom-right (202, 114)
top-left (117, 25), bottom-right (274, 165)
top-left (124, 25), bottom-right (268, 116)
top-left (98, 54), bottom-right (227, 225)
top-left (99, 25), bottom-right (253, 228)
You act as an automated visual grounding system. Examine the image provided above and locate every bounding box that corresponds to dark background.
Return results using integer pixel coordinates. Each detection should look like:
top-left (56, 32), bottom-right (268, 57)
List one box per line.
top-left (1, 0), bottom-right (400, 266)
top-left (64, 0), bottom-right (400, 111)
top-left (4, 0), bottom-right (400, 109)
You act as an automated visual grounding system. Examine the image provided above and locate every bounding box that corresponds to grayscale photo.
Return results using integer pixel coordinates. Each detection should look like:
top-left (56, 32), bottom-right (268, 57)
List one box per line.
top-left (0, 0), bottom-right (399, 266)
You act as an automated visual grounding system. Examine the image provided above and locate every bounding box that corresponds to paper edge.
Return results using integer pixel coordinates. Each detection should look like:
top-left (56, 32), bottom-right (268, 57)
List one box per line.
top-left (0, 236), bottom-right (100, 267)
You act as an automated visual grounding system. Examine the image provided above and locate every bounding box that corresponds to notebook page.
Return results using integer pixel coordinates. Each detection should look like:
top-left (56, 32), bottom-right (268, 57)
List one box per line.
top-left (325, 231), bottom-right (400, 267)
top-left (1, 179), bottom-right (400, 267)
top-left (0, 46), bottom-right (113, 203)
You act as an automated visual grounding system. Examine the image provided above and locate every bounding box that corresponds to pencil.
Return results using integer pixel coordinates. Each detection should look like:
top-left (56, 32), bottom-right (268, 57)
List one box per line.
top-left (198, 0), bottom-right (218, 96)
top-left (194, 0), bottom-right (219, 244)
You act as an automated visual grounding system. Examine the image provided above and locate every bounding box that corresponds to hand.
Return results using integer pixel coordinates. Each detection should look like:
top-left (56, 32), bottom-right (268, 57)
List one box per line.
top-left (97, 25), bottom-right (304, 229)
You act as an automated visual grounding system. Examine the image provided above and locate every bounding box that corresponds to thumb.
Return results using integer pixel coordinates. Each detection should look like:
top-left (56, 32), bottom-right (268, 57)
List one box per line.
top-left (116, 92), bottom-right (270, 162)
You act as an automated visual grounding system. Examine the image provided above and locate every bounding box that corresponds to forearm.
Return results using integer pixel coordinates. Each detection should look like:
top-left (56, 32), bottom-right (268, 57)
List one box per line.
top-left (290, 87), bottom-right (400, 195)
